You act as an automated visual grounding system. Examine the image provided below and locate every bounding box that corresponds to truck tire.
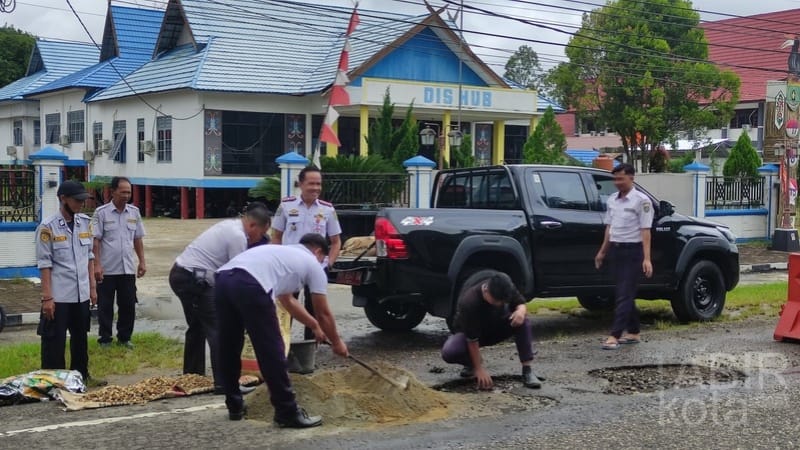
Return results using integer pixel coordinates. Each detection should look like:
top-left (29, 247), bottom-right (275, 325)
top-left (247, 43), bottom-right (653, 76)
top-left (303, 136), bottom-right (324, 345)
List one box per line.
top-left (364, 301), bottom-right (426, 331)
top-left (671, 260), bottom-right (726, 322)
top-left (577, 295), bottom-right (615, 311)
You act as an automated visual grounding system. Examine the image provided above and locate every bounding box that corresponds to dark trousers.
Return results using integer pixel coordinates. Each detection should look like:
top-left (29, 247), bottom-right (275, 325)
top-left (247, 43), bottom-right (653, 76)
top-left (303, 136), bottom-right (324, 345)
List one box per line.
top-left (441, 314), bottom-right (535, 367)
top-left (39, 301), bottom-right (90, 380)
top-left (302, 286), bottom-right (314, 340)
top-left (168, 264), bottom-right (222, 386)
top-left (609, 243), bottom-right (643, 339)
top-left (215, 268), bottom-right (298, 418)
top-left (97, 274), bottom-right (136, 343)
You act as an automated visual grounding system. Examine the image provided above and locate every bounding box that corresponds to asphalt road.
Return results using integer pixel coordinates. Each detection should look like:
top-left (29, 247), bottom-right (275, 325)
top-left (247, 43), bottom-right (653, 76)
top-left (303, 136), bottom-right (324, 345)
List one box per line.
top-left (1, 282), bottom-right (799, 450)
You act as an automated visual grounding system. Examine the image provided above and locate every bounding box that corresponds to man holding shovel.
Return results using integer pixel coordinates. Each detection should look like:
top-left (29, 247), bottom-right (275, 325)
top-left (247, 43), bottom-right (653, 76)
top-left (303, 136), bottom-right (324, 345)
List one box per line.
top-left (214, 233), bottom-right (348, 428)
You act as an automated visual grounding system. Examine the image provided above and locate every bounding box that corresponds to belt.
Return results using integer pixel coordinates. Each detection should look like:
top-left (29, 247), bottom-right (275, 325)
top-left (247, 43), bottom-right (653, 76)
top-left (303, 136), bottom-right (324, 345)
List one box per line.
top-left (611, 242), bottom-right (642, 248)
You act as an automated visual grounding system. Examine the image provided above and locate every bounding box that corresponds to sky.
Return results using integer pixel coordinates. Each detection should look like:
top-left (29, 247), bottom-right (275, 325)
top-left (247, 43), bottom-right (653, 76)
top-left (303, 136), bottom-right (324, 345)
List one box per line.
top-left (4, 0), bottom-right (800, 74)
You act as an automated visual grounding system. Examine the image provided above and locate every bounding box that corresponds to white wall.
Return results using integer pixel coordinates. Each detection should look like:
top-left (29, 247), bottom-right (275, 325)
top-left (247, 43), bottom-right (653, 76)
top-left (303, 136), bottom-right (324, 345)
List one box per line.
top-left (0, 230), bottom-right (36, 270)
top-left (90, 91), bottom-right (205, 182)
top-left (708, 214), bottom-right (768, 241)
top-left (36, 89), bottom-right (90, 160)
top-left (0, 101), bottom-right (40, 163)
top-left (636, 173), bottom-right (695, 216)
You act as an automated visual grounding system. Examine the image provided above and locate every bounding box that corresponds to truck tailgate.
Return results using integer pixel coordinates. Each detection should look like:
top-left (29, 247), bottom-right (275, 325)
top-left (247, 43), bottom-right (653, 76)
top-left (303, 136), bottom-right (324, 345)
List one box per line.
top-left (328, 255), bottom-right (377, 286)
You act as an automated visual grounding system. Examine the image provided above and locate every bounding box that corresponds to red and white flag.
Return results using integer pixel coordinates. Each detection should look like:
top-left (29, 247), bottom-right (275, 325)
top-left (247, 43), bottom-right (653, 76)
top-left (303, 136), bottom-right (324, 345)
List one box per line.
top-left (318, 3), bottom-right (359, 153)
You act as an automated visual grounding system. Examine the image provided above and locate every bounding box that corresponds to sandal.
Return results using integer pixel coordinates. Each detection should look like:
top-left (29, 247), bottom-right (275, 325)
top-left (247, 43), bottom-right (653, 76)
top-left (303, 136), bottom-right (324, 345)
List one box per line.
top-left (601, 341), bottom-right (620, 350)
top-left (618, 337), bottom-right (641, 344)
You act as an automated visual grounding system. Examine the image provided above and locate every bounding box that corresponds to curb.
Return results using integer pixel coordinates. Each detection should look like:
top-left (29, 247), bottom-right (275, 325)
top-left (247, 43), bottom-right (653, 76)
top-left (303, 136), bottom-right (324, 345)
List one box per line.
top-left (739, 262), bottom-right (788, 273)
top-left (4, 312), bottom-right (39, 327)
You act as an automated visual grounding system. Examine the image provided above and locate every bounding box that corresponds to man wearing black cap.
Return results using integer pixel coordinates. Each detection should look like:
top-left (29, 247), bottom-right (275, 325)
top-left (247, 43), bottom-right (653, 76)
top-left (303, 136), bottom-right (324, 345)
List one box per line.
top-left (35, 180), bottom-right (97, 382)
top-left (214, 233), bottom-right (348, 428)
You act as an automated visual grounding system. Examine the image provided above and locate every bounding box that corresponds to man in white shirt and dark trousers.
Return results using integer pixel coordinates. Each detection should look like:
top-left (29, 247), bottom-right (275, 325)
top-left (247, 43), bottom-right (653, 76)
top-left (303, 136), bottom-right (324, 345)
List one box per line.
top-left (594, 163), bottom-right (655, 350)
top-left (169, 203), bottom-right (271, 393)
top-left (214, 233), bottom-right (348, 428)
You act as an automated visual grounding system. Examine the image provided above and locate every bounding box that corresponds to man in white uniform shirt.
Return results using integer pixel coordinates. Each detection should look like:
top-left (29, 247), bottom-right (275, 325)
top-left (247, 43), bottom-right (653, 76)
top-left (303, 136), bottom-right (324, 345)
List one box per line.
top-left (214, 233), bottom-right (348, 428)
top-left (169, 203), bottom-right (271, 393)
top-left (594, 163), bottom-right (654, 350)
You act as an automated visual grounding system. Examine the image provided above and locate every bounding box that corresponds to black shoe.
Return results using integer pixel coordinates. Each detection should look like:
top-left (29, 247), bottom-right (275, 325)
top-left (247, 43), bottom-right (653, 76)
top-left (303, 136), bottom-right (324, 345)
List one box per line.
top-left (228, 405), bottom-right (247, 421)
top-left (459, 366), bottom-right (474, 378)
top-left (98, 342), bottom-right (112, 349)
top-left (274, 408), bottom-right (322, 428)
top-left (118, 341), bottom-right (134, 350)
top-left (522, 367), bottom-right (542, 389)
top-left (214, 384), bottom-right (257, 395)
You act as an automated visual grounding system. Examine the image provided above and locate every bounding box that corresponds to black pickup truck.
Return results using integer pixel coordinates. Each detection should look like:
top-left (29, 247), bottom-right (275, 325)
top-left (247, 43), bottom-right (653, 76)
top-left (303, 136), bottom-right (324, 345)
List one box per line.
top-left (329, 165), bottom-right (739, 331)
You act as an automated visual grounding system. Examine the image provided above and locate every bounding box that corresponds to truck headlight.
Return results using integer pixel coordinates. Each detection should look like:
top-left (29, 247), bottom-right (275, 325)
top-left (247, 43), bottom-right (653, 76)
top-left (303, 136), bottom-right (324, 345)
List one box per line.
top-left (716, 226), bottom-right (736, 243)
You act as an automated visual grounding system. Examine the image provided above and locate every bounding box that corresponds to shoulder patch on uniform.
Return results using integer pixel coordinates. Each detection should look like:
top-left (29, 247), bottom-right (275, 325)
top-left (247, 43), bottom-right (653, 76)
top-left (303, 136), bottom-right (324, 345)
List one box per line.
top-left (281, 196), bottom-right (296, 202)
top-left (317, 199), bottom-right (333, 207)
top-left (643, 202), bottom-right (651, 213)
top-left (39, 228), bottom-right (51, 242)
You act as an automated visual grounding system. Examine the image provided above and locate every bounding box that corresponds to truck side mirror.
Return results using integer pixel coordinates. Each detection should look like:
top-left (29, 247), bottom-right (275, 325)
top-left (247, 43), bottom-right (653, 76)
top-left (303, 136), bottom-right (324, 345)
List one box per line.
top-left (659, 200), bottom-right (675, 217)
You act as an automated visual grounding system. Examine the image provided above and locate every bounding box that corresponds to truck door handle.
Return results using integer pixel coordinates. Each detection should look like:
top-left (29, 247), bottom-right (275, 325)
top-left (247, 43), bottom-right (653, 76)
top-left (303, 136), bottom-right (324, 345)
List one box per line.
top-left (540, 221), bottom-right (562, 229)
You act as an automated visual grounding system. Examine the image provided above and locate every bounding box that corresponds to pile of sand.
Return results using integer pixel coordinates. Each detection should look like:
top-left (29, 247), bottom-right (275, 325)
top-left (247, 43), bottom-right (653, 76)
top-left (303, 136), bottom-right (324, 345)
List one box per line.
top-left (247, 363), bottom-right (455, 427)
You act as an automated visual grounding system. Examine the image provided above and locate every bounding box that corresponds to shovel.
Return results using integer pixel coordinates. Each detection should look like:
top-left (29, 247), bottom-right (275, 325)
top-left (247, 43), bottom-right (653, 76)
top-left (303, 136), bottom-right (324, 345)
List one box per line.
top-left (325, 342), bottom-right (409, 390)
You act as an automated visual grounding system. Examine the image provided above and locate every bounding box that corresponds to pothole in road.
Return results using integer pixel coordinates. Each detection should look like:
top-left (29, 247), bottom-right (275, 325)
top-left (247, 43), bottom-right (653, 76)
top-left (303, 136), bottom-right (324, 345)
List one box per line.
top-left (431, 375), bottom-right (559, 412)
top-left (589, 364), bottom-right (746, 395)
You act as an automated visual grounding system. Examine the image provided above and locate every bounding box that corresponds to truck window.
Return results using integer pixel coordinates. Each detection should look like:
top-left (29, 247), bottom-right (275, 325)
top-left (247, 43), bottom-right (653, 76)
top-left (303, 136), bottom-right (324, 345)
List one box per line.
top-left (591, 174), bottom-right (616, 212)
top-left (438, 174), bottom-right (470, 208)
top-left (437, 171), bottom-right (518, 209)
top-left (537, 172), bottom-right (590, 211)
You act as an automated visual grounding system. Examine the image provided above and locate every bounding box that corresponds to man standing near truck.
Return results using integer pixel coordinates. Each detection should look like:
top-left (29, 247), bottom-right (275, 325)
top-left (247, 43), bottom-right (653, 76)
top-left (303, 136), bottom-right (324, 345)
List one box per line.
top-left (272, 165), bottom-right (342, 340)
top-left (441, 272), bottom-right (542, 390)
top-left (594, 163), bottom-right (654, 350)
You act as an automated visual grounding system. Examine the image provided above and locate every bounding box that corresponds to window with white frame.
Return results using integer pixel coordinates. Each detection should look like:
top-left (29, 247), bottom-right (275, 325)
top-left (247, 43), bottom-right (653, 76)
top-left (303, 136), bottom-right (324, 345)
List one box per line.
top-left (67, 110), bottom-right (85, 143)
top-left (157, 116), bottom-right (172, 162)
top-left (33, 119), bottom-right (41, 147)
top-left (111, 120), bottom-right (126, 163)
top-left (12, 120), bottom-right (22, 146)
top-left (93, 122), bottom-right (102, 153)
top-left (137, 118), bottom-right (145, 162)
top-left (45, 113), bottom-right (60, 144)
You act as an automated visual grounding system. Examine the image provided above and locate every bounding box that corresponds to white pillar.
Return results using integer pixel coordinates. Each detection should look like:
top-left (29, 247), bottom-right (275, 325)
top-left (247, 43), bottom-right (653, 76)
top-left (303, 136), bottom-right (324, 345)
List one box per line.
top-left (759, 163), bottom-right (780, 239)
top-left (684, 161), bottom-right (710, 218)
top-left (276, 151), bottom-right (310, 198)
top-left (30, 146), bottom-right (68, 222)
top-left (403, 155), bottom-right (436, 209)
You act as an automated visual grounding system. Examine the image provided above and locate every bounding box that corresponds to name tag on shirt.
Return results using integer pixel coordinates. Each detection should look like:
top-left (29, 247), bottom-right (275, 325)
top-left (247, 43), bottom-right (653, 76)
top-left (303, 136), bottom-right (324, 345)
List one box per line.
top-left (79, 232), bottom-right (92, 239)
top-left (53, 235), bottom-right (68, 242)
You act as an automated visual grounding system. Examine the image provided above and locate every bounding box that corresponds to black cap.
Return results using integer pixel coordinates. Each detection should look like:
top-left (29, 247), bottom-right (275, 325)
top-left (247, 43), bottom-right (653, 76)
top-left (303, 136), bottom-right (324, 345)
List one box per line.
top-left (56, 180), bottom-right (90, 200)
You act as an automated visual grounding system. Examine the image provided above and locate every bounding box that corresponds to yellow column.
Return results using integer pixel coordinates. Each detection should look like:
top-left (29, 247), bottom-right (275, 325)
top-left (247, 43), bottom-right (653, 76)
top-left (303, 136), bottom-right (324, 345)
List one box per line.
top-left (442, 110), bottom-right (451, 166)
top-left (328, 120), bottom-right (339, 157)
top-left (529, 116), bottom-right (539, 136)
top-left (492, 120), bottom-right (505, 165)
top-left (360, 105), bottom-right (369, 157)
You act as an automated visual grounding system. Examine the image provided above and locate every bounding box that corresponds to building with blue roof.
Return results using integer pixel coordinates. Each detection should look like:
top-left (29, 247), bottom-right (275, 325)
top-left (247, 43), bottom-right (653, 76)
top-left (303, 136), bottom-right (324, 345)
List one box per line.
top-left (4, 0), bottom-right (550, 219)
top-left (0, 39), bottom-right (98, 162)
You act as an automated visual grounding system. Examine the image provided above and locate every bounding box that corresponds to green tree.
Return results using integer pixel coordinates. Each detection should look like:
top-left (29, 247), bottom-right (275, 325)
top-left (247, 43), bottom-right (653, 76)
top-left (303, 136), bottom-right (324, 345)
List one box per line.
top-left (450, 133), bottom-right (475, 168)
top-left (546, 1), bottom-right (740, 171)
top-left (0, 26), bottom-right (35, 87)
top-left (723, 132), bottom-right (761, 179)
top-left (503, 45), bottom-right (543, 90)
top-left (523, 106), bottom-right (568, 164)
top-left (366, 88), bottom-right (418, 166)
top-left (249, 176), bottom-right (281, 202)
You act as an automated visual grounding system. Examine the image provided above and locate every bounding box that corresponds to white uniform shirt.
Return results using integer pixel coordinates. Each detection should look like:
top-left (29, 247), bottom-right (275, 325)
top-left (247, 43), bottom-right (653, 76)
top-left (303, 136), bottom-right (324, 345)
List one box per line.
top-left (272, 196), bottom-right (342, 244)
top-left (217, 244), bottom-right (328, 300)
top-left (604, 187), bottom-right (654, 243)
top-left (35, 211), bottom-right (94, 303)
top-left (92, 202), bottom-right (145, 275)
top-left (175, 219), bottom-right (247, 285)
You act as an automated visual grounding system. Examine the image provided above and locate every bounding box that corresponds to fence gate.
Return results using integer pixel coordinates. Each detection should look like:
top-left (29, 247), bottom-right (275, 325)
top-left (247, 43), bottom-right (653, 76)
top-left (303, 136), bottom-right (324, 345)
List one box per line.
top-left (0, 167), bottom-right (37, 223)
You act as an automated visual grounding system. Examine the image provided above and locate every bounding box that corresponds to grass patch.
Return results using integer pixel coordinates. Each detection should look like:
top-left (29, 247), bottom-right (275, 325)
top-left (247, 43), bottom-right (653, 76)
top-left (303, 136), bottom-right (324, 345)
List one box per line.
top-left (0, 332), bottom-right (182, 379)
top-left (526, 282), bottom-right (788, 328)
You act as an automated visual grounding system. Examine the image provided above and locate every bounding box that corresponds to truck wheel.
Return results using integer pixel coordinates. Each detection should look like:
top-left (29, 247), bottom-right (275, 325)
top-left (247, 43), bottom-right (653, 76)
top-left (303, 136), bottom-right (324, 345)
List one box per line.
top-left (364, 301), bottom-right (426, 331)
top-left (577, 295), bottom-right (615, 311)
top-left (671, 260), bottom-right (726, 322)
top-left (0, 305), bottom-right (6, 334)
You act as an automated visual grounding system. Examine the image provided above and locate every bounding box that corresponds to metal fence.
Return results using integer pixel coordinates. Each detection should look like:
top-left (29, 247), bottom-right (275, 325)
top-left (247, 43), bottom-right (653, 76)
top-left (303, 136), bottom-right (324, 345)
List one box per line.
top-left (0, 167), bottom-right (36, 222)
top-left (323, 173), bottom-right (410, 209)
top-left (705, 176), bottom-right (765, 210)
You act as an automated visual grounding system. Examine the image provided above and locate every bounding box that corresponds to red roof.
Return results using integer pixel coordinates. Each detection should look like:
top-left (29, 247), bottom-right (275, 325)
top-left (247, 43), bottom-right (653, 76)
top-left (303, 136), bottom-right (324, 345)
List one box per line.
top-left (702, 9), bottom-right (800, 102)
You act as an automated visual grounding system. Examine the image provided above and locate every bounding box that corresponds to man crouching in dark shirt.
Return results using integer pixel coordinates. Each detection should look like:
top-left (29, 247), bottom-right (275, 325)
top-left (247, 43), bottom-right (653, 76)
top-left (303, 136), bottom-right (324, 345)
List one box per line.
top-left (441, 272), bottom-right (542, 390)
